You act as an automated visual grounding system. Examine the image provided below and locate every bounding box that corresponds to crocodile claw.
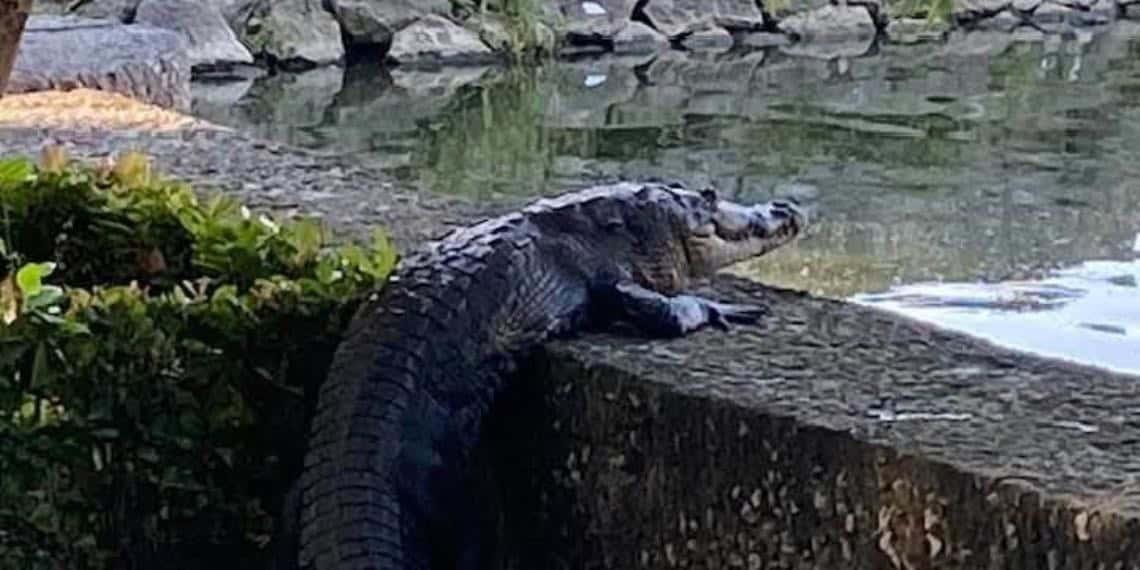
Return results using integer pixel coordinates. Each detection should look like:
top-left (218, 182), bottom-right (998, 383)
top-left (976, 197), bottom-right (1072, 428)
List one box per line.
top-left (707, 301), bottom-right (768, 330)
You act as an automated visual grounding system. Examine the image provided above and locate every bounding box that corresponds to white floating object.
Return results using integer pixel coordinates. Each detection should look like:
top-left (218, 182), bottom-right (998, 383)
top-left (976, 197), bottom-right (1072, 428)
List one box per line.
top-left (584, 74), bottom-right (607, 87)
top-left (1132, 232), bottom-right (1140, 253)
top-left (582, 1), bottom-right (607, 15)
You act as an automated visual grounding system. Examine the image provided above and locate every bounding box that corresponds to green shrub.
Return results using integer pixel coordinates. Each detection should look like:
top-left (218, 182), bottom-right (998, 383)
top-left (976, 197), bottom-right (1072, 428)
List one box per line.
top-left (0, 149), bottom-right (398, 569)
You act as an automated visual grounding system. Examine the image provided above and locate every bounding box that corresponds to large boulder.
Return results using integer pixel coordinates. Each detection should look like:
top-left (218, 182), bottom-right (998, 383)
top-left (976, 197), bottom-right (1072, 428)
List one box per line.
top-left (387, 14), bottom-right (496, 66)
top-left (135, 0), bottom-right (253, 69)
top-left (6, 15), bottom-right (191, 109)
top-left (778, 4), bottom-right (877, 41)
top-left (228, 0), bottom-right (344, 68)
top-left (543, 0), bottom-right (638, 42)
top-left (639, 0), bottom-right (765, 39)
top-left (328, 0), bottom-right (449, 49)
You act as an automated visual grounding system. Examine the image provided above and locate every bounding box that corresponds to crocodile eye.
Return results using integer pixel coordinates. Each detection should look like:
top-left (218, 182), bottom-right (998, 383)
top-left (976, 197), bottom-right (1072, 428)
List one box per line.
top-left (700, 188), bottom-right (718, 206)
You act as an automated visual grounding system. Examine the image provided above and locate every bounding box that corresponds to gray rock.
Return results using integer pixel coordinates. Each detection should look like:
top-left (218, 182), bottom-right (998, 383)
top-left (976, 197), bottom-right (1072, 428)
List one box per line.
top-left (328, 0), bottom-right (448, 48)
top-left (1030, 0), bottom-right (1115, 25)
top-left (230, 0), bottom-right (344, 68)
top-left (780, 36), bottom-right (875, 59)
top-left (612, 21), bottom-right (670, 54)
top-left (388, 15), bottom-right (496, 66)
top-left (681, 26), bottom-right (734, 51)
top-left (465, 13), bottom-right (513, 53)
top-left (30, 0), bottom-right (68, 15)
top-left (778, 5), bottom-right (877, 41)
top-left (1012, 0), bottom-right (1044, 12)
top-left (6, 15), bottom-right (190, 109)
top-left (736, 31), bottom-right (791, 48)
top-left (886, 17), bottom-right (950, 44)
top-left (71, 0), bottom-right (141, 22)
top-left (952, 0), bottom-right (1011, 22)
top-left (970, 9), bottom-right (1022, 29)
top-left (135, 0), bottom-right (253, 69)
top-left (546, 0), bottom-right (639, 42)
top-left (641, 0), bottom-right (765, 38)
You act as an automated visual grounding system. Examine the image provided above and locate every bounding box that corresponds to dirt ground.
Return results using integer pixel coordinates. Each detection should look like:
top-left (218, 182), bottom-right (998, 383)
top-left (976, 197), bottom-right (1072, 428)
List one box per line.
top-left (0, 88), bottom-right (211, 131)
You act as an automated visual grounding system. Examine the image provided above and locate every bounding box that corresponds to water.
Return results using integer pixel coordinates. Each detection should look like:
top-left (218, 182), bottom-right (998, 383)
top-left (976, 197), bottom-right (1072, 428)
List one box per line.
top-left (191, 25), bottom-right (1140, 374)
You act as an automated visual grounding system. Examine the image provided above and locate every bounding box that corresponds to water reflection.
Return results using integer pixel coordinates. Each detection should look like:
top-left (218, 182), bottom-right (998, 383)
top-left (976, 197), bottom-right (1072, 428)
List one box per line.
top-left (192, 24), bottom-right (1140, 372)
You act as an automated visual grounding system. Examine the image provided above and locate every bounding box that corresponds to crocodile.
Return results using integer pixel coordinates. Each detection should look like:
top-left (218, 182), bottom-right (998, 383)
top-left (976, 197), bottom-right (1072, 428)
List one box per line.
top-left (296, 181), bottom-right (809, 570)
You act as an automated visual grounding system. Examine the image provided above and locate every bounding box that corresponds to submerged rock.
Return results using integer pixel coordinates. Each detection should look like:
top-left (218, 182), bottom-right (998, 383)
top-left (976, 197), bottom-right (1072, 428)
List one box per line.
top-left (7, 15), bottom-right (190, 109)
top-left (886, 17), bottom-right (951, 44)
top-left (612, 21), bottom-right (670, 54)
top-left (135, 0), bottom-right (253, 69)
top-left (388, 15), bottom-right (496, 67)
top-left (681, 27), bottom-right (734, 51)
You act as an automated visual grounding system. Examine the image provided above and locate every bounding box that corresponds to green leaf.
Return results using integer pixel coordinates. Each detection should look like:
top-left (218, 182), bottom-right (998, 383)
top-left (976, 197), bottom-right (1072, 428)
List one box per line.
top-left (0, 158), bottom-right (33, 188)
top-left (15, 263), bottom-right (55, 297)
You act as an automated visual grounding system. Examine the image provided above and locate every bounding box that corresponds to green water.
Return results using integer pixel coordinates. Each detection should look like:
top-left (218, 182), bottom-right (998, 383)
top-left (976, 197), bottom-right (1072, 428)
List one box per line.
top-left (193, 27), bottom-right (1140, 372)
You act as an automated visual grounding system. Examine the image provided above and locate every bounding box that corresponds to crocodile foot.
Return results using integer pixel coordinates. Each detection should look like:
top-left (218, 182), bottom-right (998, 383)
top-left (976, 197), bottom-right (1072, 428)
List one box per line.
top-left (609, 281), bottom-right (768, 338)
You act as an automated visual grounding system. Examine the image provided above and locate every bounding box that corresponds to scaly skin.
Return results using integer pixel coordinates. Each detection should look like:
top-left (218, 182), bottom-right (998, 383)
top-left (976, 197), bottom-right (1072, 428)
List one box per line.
top-left (297, 182), bottom-right (808, 570)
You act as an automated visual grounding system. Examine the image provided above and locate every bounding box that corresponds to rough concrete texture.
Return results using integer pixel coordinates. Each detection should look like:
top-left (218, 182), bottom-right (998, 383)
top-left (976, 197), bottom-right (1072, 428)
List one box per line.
top-left (485, 276), bottom-right (1140, 569)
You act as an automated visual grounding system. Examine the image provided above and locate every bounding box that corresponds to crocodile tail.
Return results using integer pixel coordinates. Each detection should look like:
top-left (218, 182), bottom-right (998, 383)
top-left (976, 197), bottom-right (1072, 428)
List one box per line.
top-left (298, 322), bottom-right (427, 570)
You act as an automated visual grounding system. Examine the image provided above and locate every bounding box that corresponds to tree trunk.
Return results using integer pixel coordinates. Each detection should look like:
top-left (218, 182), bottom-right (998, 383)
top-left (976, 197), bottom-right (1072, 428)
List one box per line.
top-left (0, 0), bottom-right (33, 97)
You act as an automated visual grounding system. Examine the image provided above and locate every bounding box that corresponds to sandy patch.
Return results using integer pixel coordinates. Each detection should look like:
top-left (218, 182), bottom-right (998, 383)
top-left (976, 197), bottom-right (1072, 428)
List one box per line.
top-left (0, 88), bottom-right (221, 131)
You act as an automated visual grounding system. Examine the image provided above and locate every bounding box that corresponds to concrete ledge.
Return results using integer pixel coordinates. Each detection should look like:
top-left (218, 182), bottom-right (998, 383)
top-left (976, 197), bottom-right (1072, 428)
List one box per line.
top-left (488, 276), bottom-right (1140, 569)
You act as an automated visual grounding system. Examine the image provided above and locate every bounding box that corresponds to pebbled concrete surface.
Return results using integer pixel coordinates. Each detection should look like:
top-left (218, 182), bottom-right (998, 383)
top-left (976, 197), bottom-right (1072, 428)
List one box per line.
top-left (486, 276), bottom-right (1140, 569)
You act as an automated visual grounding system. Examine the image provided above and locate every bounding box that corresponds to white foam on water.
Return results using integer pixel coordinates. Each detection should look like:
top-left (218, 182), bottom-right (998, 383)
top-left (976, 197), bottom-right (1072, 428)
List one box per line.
top-left (853, 258), bottom-right (1140, 377)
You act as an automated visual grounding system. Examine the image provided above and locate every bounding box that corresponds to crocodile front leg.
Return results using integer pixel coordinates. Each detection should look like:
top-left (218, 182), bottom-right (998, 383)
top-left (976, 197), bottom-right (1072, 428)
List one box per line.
top-left (604, 281), bottom-right (768, 338)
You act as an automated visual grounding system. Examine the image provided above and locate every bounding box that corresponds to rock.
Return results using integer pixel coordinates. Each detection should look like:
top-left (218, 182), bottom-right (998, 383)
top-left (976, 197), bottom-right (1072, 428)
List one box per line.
top-left (886, 17), bottom-right (950, 44)
top-left (779, 36), bottom-right (875, 59)
top-left (1029, 0), bottom-right (1115, 25)
top-left (847, 0), bottom-right (890, 29)
top-left (6, 15), bottom-right (190, 109)
top-left (230, 0), bottom-right (344, 68)
top-left (71, 0), bottom-right (141, 22)
top-left (328, 0), bottom-right (448, 48)
top-left (465, 13), bottom-right (513, 53)
top-left (612, 21), bottom-right (670, 54)
top-left (640, 0), bottom-right (765, 38)
top-left (952, 0), bottom-right (1011, 22)
top-left (681, 27), bottom-right (734, 51)
top-left (778, 5), bottom-right (877, 41)
top-left (388, 15), bottom-right (496, 67)
top-left (546, 0), bottom-right (639, 42)
top-left (1012, 0), bottom-right (1043, 13)
top-left (736, 31), bottom-right (791, 48)
top-left (135, 0), bottom-right (253, 69)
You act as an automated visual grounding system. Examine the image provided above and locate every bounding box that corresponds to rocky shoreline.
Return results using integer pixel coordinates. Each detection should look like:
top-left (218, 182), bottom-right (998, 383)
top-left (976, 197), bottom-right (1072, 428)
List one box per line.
top-left (26, 0), bottom-right (1140, 76)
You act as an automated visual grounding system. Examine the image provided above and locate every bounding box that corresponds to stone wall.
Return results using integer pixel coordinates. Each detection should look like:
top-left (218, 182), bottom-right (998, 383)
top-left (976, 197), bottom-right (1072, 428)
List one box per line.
top-left (483, 277), bottom-right (1140, 569)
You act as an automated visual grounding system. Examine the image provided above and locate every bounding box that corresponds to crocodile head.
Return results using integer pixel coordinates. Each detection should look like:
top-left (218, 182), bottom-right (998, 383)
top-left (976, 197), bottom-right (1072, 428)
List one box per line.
top-left (680, 187), bottom-right (808, 276)
top-left (621, 184), bottom-right (809, 292)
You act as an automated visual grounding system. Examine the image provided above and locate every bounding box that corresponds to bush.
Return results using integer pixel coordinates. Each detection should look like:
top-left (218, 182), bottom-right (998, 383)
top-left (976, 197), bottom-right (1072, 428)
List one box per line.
top-left (0, 148), bottom-right (398, 569)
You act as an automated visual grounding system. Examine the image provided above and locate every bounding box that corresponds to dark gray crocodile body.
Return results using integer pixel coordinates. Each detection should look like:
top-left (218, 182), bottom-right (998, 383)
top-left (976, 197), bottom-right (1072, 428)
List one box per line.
top-left (297, 181), bottom-right (808, 570)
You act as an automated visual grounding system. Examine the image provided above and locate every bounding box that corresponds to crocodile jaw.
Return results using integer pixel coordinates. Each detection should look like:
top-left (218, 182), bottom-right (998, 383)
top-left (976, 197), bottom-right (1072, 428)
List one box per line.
top-left (688, 200), bottom-right (807, 276)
